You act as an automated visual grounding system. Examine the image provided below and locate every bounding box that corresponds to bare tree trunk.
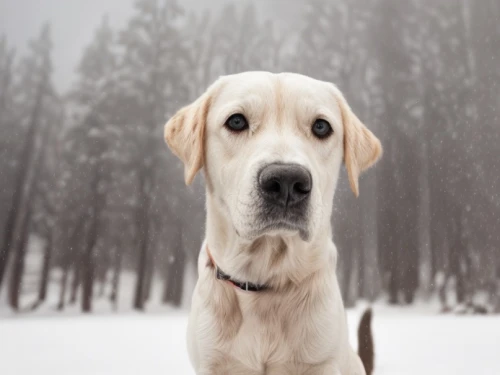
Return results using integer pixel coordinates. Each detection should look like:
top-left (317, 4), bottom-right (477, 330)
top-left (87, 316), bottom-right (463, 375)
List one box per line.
top-left (134, 237), bottom-right (148, 310)
top-left (418, 147), bottom-right (432, 297)
top-left (81, 229), bottom-right (96, 313)
top-left (359, 171), bottom-right (380, 301)
top-left (57, 264), bottom-right (69, 311)
top-left (110, 247), bottom-right (122, 310)
top-left (70, 259), bottom-right (81, 304)
top-left (37, 230), bottom-right (53, 303)
top-left (341, 245), bottom-right (356, 308)
top-left (133, 173), bottom-right (152, 311)
top-left (98, 275), bottom-right (106, 298)
top-left (8, 105), bottom-right (56, 308)
top-left (163, 225), bottom-right (185, 306)
top-left (449, 207), bottom-right (468, 307)
top-left (0, 41), bottom-right (15, 123)
top-left (387, 226), bottom-right (400, 305)
top-left (82, 202), bottom-right (100, 313)
top-left (493, 269), bottom-right (500, 313)
top-left (8, 204), bottom-right (32, 310)
top-left (0, 78), bottom-right (46, 292)
top-left (142, 250), bottom-right (154, 304)
top-left (388, 267), bottom-right (399, 304)
top-left (68, 220), bottom-right (85, 305)
top-left (96, 257), bottom-right (108, 299)
top-left (134, 222), bottom-right (149, 310)
top-left (80, 116), bottom-right (108, 313)
top-left (143, 224), bottom-right (160, 304)
top-left (164, 247), bottom-right (185, 307)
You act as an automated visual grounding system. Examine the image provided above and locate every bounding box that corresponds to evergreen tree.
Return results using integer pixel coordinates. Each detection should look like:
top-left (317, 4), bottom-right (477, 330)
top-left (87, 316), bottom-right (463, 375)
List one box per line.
top-left (118, 0), bottom-right (189, 310)
top-left (59, 16), bottom-right (121, 312)
top-left (0, 24), bottom-right (55, 310)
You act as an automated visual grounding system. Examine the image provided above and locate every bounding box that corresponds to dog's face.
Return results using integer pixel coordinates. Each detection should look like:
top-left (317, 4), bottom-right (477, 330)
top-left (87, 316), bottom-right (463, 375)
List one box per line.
top-left (165, 72), bottom-right (381, 243)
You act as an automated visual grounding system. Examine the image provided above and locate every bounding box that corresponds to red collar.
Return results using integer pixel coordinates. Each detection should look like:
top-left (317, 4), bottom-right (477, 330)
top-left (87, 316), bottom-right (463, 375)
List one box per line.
top-left (206, 245), bottom-right (268, 292)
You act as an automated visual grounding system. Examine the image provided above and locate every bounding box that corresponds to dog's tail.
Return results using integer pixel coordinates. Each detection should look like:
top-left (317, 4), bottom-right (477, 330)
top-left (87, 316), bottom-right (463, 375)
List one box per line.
top-left (357, 308), bottom-right (374, 375)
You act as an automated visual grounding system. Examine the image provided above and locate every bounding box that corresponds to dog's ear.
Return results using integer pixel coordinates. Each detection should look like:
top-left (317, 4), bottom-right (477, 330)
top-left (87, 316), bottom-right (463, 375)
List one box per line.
top-left (164, 92), bottom-right (212, 185)
top-left (336, 91), bottom-right (382, 197)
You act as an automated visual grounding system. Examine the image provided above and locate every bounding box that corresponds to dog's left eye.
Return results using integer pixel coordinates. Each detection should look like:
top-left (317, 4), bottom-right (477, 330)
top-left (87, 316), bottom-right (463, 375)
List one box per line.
top-left (311, 119), bottom-right (333, 139)
top-left (225, 114), bottom-right (249, 132)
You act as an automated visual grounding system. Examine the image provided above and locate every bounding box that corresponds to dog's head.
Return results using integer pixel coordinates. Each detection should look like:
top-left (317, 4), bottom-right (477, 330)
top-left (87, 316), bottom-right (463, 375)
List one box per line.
top-left (165, 72), bottom-right (381, 243)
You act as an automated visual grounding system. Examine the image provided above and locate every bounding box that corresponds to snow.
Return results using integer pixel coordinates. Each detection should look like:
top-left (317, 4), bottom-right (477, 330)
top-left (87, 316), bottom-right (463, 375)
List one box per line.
top-left (0, 312), bottom-right (190, 375)
top-left (1, 306), bottom-right (499, 375)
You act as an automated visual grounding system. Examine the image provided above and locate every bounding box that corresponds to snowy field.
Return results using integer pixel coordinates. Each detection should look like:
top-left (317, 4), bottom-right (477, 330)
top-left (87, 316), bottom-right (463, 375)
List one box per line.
top-left (1, 306), bottom-right (499, 375)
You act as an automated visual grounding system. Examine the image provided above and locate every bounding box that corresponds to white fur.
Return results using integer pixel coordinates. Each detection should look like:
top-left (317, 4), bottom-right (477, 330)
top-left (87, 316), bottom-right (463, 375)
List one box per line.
top-left (165, 72), bottom-right (381, 375)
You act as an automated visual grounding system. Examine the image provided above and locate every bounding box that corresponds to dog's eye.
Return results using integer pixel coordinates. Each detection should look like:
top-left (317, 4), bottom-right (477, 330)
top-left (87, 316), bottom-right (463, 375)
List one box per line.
top-left (312, 119), bottom-right (333, 139)
top-left (225, 114), bottom-right (249, 132)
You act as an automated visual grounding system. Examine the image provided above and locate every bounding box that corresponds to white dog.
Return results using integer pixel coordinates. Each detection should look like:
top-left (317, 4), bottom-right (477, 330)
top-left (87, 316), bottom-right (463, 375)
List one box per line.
top-left (164, 72), bottom-right (381, 375)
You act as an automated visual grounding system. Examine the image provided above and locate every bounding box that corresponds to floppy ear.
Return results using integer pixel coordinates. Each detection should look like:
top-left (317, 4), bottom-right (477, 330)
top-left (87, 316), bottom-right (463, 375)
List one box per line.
top-left (337, 92), bottom-right (382, 197)
top-left (164, 93), bottom-right (211, 185)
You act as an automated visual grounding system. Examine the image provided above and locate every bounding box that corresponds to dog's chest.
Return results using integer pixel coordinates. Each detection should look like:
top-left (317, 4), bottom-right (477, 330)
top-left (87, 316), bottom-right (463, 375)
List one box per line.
top-left (217, 294), bottom-right (336, 372)
top-left (227, 309), bottom-right (286, 369)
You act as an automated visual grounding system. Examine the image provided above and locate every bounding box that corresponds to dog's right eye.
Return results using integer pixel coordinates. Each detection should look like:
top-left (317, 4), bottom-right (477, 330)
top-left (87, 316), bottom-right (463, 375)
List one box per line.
top-left (225, 114), bottom-right (249, 132)
top-left (311, 119), bottom-right (333, 139)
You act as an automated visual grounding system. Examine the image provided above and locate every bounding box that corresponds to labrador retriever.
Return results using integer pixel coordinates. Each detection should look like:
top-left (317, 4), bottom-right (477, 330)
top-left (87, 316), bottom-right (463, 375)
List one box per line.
top-left (164, 72), bottom-right (382, 375)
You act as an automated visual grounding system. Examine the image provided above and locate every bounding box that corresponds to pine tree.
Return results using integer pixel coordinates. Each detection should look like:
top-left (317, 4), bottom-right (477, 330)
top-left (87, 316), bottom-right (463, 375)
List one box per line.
top-left (0, 36), bottom-right (17, 272)
top-left (0, 35), bottom-right (16, 123)
top-left (57, 16), bottom-right (119, 312)
top-left (70, 15), bottom-right (118, 120)
top-left (0, 24), bottom-right (55, 309)
top-left (118, 0), bottom-right (189, 310)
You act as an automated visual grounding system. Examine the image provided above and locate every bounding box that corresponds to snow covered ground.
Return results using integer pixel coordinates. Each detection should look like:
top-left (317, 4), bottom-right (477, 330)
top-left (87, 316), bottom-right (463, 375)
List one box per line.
top-left (1, 306), bottom-right (499, 375)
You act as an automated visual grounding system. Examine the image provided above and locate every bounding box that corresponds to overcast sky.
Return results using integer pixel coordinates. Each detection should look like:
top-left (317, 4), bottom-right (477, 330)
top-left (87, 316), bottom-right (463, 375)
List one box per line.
top-left (1, 0), bottom-right (300, 91)
top-left (0, 0), bottom-right (236, 91)
top-left (1, 0), bottom-right (129, 90)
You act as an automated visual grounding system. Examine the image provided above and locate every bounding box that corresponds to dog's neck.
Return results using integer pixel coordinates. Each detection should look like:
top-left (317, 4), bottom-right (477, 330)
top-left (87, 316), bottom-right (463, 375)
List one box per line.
top-left (205, 194), bottom-right (336, 291)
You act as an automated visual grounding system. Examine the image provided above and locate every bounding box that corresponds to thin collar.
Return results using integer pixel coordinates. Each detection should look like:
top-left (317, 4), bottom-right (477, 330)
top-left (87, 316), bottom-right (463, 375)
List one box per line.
top-left (206, 245), bottom-right (268, 292)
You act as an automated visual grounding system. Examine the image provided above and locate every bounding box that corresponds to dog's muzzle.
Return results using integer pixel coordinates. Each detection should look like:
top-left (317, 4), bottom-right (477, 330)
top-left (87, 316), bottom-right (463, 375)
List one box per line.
top-left (255, 163), bottom-right (312, 239)
top-left (258, 163), bottom-right (312, 207)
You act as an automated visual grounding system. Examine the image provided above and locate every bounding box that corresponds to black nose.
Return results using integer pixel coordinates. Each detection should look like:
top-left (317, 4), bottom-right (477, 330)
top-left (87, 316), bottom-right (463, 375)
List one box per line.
top-left (258, 163), bottom-right (312, 207)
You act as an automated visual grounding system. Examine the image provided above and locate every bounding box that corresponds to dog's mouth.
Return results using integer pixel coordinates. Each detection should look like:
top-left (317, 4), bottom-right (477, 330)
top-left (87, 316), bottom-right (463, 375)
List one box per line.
top-left (252, 219), bottom-right (309, 241)
top-left (253, 194), bottom-right (311, 241)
